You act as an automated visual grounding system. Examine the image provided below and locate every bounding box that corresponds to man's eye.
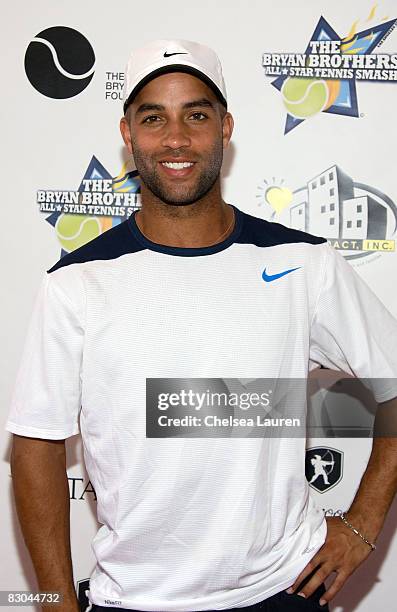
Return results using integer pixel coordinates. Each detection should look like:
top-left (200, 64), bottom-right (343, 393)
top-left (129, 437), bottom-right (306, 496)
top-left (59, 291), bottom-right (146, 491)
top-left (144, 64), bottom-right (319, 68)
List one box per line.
top-left (190, 112), bottom-right (207, 120)
top-left (142, 115), bottom-right (161, 124)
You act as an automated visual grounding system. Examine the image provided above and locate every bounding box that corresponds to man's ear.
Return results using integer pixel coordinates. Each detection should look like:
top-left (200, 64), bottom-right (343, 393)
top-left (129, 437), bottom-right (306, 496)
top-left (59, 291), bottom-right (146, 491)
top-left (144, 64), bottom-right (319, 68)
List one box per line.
top-left (222, 112), bottom-right (234, 150)
top-left (120, 116), bottom-right (133, 155)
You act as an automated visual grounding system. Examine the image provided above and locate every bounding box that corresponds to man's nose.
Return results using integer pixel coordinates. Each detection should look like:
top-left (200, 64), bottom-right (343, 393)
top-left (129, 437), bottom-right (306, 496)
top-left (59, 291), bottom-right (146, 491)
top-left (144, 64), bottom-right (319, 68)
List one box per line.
top-left (161, 120), bottom-right (191, 149)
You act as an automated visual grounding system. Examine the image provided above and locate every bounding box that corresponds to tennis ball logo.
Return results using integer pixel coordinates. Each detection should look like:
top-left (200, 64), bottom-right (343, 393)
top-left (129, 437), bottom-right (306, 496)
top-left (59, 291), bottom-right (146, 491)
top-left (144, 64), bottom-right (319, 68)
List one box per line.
top-left (281, 77), bottom-right (329, 120)
top-left (25, 26), bottom-right (95, 99)
top-left (55, 214), bottom-right (101, 252)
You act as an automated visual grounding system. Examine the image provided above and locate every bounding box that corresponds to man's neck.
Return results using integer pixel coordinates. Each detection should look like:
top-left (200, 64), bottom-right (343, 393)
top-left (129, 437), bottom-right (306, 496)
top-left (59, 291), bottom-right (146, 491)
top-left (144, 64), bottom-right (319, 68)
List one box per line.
top-left (135, 186), bottom-right (235, 248)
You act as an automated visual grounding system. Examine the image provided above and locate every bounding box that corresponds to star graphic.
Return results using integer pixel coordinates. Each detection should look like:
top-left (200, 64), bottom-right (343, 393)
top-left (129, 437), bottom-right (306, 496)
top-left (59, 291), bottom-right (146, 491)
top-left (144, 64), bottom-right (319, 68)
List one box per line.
top-left (44, 156), bottom-right (140, 258)
top-left (271, 16), bottom-right (397, 134)
top-left (45, 156), bottom-right (113, 230)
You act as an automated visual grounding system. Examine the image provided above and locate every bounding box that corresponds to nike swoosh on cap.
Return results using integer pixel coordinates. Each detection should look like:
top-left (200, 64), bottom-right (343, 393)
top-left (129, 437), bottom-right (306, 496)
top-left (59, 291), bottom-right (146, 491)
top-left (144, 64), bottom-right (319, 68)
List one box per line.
top-left (262, 267), bottom-right (301, 282)
top-left (163, 51), bottom-right (189, 57)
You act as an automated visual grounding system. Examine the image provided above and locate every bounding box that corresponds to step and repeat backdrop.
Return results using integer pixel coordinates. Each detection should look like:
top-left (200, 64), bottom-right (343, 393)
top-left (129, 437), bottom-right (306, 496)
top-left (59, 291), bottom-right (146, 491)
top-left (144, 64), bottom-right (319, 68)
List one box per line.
top-left (2, 0), bottom-right (397, 610)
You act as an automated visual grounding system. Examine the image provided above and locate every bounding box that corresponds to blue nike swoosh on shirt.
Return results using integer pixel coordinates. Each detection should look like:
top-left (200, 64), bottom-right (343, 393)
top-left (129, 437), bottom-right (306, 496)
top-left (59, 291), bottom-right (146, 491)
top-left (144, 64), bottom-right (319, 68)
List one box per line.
top-left (262, 266), bottom-right (301, 282)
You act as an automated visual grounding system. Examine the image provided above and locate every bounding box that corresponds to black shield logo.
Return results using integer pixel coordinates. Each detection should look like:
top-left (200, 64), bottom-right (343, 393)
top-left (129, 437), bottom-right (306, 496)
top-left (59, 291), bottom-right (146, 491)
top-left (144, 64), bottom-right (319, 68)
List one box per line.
top-left (305, 446), bottom-right (343, 493)
top-left (76, 578), bottom-right (91, 611)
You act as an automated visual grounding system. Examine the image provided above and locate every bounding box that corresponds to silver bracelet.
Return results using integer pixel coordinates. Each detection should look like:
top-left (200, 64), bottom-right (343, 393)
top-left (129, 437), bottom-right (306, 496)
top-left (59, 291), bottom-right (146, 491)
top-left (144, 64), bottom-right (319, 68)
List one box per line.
top-left (339, 513), bottom-right (376, 551)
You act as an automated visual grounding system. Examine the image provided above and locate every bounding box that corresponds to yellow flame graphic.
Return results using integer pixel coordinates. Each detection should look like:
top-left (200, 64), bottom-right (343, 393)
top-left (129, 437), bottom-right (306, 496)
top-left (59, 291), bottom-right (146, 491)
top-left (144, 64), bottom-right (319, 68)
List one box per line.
top-left (113, 161), bottom-right (129, 183)
top-left (342, 20), bottom-right (359, 43)
top-left (113, 177), bottom-right (133, 193)
top-left (366, 3), bottom-right (377, 22)
top-left (112, 162), bottom-right (136, 193)
top-left (341, 35), bottom-right (358, 52)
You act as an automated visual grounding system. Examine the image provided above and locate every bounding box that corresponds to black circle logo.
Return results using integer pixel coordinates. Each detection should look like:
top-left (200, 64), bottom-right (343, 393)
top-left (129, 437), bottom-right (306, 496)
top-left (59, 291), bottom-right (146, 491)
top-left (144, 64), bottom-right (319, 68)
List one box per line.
top-left (24, 26), bottom-right (95, 99)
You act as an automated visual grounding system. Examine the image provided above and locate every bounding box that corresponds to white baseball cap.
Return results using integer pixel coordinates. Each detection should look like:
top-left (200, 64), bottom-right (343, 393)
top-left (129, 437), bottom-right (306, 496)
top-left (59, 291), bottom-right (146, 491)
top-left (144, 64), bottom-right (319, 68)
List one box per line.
top-left (122, 39), bottom-right (227, 113)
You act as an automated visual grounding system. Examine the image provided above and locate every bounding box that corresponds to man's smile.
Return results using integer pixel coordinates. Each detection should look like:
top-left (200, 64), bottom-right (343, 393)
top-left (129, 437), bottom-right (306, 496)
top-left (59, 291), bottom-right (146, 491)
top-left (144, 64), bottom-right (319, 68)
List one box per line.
top-left (158, 160), bottom-right (197, 177)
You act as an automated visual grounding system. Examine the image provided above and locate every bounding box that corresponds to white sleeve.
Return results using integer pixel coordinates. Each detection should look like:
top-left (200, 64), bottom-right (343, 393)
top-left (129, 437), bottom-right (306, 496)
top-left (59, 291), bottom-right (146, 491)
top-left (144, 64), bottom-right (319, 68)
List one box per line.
top-left (309, 243), bottom-right (397, 403)
top-left (5, 270), bottom-right (84, 439)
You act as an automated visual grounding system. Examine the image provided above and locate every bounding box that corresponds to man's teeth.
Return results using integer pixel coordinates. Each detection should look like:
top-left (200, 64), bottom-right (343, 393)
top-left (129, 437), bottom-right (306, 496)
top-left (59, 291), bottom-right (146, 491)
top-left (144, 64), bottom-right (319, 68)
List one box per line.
top-left (161, 162), bottom-right (194, 169)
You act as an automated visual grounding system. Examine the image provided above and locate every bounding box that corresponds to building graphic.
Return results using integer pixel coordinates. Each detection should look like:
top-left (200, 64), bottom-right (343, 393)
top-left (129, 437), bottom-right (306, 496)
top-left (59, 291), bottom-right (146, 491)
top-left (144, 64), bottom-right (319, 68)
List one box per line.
top-left (305, 166), bottom-right (354, 239)
top-left (342, 195), bottom-right (387, 240)
top-left (290, 190), bottom-right (307, 232)
top-left (258, 164), bottom-right (397, 262)
top-left (284, 164), bottom-right (395, 260)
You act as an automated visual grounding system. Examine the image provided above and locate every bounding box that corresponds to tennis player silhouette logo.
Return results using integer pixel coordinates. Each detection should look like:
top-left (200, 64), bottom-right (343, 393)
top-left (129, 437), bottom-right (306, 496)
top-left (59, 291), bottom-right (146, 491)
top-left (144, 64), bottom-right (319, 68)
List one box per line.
top-left (305, 447), bottom-right (343, 493)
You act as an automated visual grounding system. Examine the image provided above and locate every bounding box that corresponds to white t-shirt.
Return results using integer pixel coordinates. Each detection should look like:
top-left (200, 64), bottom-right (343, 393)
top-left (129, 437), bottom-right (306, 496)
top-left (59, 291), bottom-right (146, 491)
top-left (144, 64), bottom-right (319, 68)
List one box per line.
top-left (6, 205), bottom-right (397, 610)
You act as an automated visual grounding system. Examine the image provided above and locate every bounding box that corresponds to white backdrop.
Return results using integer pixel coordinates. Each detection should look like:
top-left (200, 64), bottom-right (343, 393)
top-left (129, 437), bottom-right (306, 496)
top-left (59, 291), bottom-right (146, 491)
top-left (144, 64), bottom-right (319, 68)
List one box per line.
top-left (2, 1), bottom-right (397, 610)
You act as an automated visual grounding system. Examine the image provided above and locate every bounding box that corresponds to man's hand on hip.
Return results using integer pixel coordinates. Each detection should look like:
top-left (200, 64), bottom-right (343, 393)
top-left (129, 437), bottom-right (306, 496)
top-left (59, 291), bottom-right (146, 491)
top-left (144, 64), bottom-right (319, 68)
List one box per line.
top-left (285, 516), bottom-right (373, 606)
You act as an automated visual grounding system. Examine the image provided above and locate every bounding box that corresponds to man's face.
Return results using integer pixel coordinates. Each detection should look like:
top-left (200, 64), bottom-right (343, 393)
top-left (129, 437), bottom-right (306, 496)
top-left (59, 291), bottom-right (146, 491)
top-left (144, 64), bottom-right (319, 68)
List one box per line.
top-left (120, 72), bottom-right (233, 206)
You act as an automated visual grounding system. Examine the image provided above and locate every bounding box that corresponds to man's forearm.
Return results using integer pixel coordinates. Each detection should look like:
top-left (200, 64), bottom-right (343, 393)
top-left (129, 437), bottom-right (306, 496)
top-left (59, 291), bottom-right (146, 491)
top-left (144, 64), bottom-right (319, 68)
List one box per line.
top-left (10, 435), bottom-right (79, 611)
top-left (346, 396), bottom-right (397, 542)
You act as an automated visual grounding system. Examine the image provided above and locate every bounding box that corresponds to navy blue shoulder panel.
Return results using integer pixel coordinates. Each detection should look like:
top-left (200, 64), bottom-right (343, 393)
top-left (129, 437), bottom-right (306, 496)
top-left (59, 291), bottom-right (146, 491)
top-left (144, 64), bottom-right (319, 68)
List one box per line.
top-left (237, 209), bottom-right (326, 247)
top-left (47, 219), bottom-right (145, 274)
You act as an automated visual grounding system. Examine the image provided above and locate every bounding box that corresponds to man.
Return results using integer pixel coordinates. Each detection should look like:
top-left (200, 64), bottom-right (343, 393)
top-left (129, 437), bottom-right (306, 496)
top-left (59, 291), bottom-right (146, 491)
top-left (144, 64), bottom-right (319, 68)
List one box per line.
top-left (6, 39), bottom-right (397, 612)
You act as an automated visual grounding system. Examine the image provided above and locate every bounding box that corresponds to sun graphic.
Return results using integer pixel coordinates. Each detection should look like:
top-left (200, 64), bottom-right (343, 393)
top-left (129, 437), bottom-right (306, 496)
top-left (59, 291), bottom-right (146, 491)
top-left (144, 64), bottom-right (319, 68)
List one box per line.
top-left (256, 178), bottom-right (293, 219)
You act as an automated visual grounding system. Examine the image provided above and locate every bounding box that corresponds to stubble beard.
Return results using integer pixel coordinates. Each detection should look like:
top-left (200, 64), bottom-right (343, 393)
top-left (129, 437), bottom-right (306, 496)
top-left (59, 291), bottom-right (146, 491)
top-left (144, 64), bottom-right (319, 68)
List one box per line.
top-left (131, 139), bottom-right (224, 206)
